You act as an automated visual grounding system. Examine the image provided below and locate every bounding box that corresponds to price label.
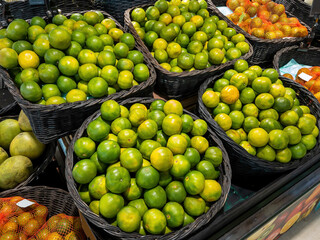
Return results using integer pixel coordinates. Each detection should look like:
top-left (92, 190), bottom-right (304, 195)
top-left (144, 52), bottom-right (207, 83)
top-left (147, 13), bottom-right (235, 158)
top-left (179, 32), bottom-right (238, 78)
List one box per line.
top-left (16, 199), bottom-right (35, 208)
top-left (298, 72), bottom-right (313, 82)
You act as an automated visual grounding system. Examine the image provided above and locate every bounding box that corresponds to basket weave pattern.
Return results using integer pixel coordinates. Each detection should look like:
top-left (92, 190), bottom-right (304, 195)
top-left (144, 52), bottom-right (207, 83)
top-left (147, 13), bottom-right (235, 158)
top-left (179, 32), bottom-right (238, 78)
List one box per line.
top-left (198, 73), bottom-right (320, 179)
top-left (208, 0), bottom-right (312, 64)
top-left (1, 10), bottom-right (156, 144)
top-left (65, 97), bottom-right (231, 240)
top-left (124, 2), bottom-right (253, 99)
top-left (0, 186), bottom-right (79, 217)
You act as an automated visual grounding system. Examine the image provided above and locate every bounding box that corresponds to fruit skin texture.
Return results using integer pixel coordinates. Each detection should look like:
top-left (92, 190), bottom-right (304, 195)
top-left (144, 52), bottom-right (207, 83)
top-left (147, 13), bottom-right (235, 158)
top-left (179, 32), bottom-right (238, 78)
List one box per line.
top-left (117, 206), bottom-right (141, 233)
top-left (106, 166), bottom-right (131, 193)
top-left (49, 27), bottom-right (71, 50)
top-left (143, 209), bottom-right (167, 234)
top-left (0, 119), bottom-right (21, 150)
top-left (10, 132), bottom-right (45, 160)
top-left (0, 156), bottom-right (33, 189)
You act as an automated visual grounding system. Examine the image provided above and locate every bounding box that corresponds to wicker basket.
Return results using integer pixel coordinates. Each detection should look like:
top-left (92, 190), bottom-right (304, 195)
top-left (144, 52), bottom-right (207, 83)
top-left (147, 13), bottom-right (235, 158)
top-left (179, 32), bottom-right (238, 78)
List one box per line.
top-left (0, 114), bottom-right (56, 191)
top-left (274, 0), bottom-right (314, 28)
top-left (273, 45), bottom-right (320, 74)
top-left (0, 40), bottom-right (18, 116)
top-left (197, 73), bottom-right (320, 183)
top-left (100, 0), bottom-right (153, 25)
top-left (208, 0), bottom-right (312, 64)
top-left (65, 97), bottom-right (231, 240)
top-left (124, 3), bottom-right (253, 99)
top-left (0, 83), bottom-right (19, 116)
top-left (1, 10), bottom-right (156, 144)
top-left (0, 186), bottom-right (79, 217)
top-left (0, 0), bottom-right (104, 24)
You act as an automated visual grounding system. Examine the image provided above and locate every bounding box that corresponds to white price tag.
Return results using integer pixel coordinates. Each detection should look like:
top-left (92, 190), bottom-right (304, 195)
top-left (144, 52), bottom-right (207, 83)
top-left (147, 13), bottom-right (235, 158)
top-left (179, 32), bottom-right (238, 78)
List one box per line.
top-left (298, 72), bottom-right (313, 82)
top-left (16, 199), bottom-right (35, 208)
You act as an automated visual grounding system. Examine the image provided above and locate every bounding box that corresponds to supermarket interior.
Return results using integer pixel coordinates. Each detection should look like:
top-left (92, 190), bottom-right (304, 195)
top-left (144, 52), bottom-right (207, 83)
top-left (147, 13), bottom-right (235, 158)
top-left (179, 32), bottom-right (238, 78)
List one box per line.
top-left (0, 0), bottom-right (320, 239)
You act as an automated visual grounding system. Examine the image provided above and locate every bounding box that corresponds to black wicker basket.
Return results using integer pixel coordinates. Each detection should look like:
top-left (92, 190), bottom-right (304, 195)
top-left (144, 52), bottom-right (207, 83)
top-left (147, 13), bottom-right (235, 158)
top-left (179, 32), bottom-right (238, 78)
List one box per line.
top-left (198, 72), bottom-right (320, 184)
top-left (0, 114), bottom-right (56, 191)
top-left (124, 3), bottom-right (253, 99)
top-left (65, 97), bottom-right (231, 240)
top-left (0, 78), bottom-right (19, 116)
top-left (1, 9), bottom-right (156, 144)
top-left (209, 0), bottom-right (312, 64)
top-left (0, 0), bottom-right (104, 24)
top-left (273, 45), bottom-right (320, 75)
top-left (274, 0), bottom-right (314, 28)
top-left (0, 186), bottom-right (78, 217)
top-left (0, 23), bottom-right (20, 116)
top-left (101, 0), bottom-right (154, 25)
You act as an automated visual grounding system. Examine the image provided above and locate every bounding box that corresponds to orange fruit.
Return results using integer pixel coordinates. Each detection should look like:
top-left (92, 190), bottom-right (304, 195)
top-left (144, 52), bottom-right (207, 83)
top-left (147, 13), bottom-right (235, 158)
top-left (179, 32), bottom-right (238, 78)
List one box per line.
top-left (200, 180), bottom-right (222, 202)
top-left (88, 77), bottom-right (108, 98)
top-left (290, 142), bottom-right (307, 159)
top-left (143, 209), bottom-right (166, 234)
top-left (162, 114), bottom-right (183, 136)
top-left (117, 206), bottom-right (141, 233)
top-left (166, 134), bottom-right (188, 155)
top-left (230, 73), bottom-right (248, 91)
top-left (190, 136), bottom-right (209, 154)
top-left (20, 81), bottom-right (42, 102)
top-left (99, 193), bottom-right (124, 219)
top-left (255, 93), bottom-right (275, 110)
top-left (248, 128), bottom-right (269, 147)
top-left (48, 27), bottom-right (71, 50)
top-left (66, 89), bottom-right (87, 103)
top-left (131, 8), bottom-right (146, 22)
top-left (220, 85), bottom-right (239, 104)
top-left (202, 90), bottom-right (219, 108)
top-left (257, 145), bottom-right (276, 161)
top-left (0, 48), bottom-right (18, 69)
top-left (58, 56), bottom-right (79, 76)
top-left (183, 196), bottom-right (205, 217)
top-left (184, 170), bottom-right (205, 195)
top-left (138, 119), bottom-right (158, 140)
top-left (18, 50), bottom-right (39, 69)
top-left (6, 19), bottom-right (29, 41)
top-left (252, 77), bottom-right (272, 93)
top-left (150, 147), bottom-right (174, 171)
top-left (170, 154), bottom-right (191, 178)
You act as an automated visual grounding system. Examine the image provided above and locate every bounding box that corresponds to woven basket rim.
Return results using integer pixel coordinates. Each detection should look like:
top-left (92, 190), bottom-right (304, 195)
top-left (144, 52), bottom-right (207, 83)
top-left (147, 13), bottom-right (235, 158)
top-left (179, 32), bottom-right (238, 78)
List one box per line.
top-left (273, 45), bottom-right (320, 73)
top-left (124, 3), bottom-right (254, 78)
top-left (0, 101), bottom-right (18, 115)
top-left (207, 0), bottom-right (312, 44)
top-left (0, 114), bottom-right (56, 191)
top-left (65, 97), bottom-right (231, 240)
top-left (0, 185), bottom-right (69, 197)
top-left (198, 69), bottom-right (320, 172)
top-left (1, 9), bottom-right (156, 113)
top-left (0, 185), bottom-right (79, 217)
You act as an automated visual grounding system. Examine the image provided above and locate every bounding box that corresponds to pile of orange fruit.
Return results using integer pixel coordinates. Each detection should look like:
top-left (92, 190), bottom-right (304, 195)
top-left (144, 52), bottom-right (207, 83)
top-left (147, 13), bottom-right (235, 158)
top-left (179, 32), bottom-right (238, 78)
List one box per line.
top-left (0, 11), bottom-right (150, 105)
top-left (73, 99), bottom-right (224, 235)
top-left (226, 0), bottom-right (308, 39)
top-left (130, 0), bottom-right (250, 73)
top-left (202, 59), bottom-right (318, 163)
top-left (283, 66), bottom-right (320, 102)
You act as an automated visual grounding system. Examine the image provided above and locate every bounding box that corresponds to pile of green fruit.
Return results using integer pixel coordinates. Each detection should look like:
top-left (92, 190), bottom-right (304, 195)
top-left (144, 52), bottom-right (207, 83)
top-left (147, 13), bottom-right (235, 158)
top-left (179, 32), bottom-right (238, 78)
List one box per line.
top-left (72, 99), bottom-right (224, 235)
top-left (201, 59), bottom-right (319, 163)
top-left (0, 111), bottom-right (46, 189)
top-left (130, 0), bottom-right (250, 73)
top-left (0, 11), bottom-right (150, 105)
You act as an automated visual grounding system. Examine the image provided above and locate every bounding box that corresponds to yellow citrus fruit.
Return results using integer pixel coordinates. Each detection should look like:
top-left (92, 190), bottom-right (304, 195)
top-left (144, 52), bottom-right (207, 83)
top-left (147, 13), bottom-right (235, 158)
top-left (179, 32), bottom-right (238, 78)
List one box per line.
top-left (248, 128), bottom-right (269, 147)
top-left (220, 85), bottom-right (239, 104)
top-left (66, 89), bottom-right (87, 103)
top-left (18, 50), bottom-right (40, 69)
